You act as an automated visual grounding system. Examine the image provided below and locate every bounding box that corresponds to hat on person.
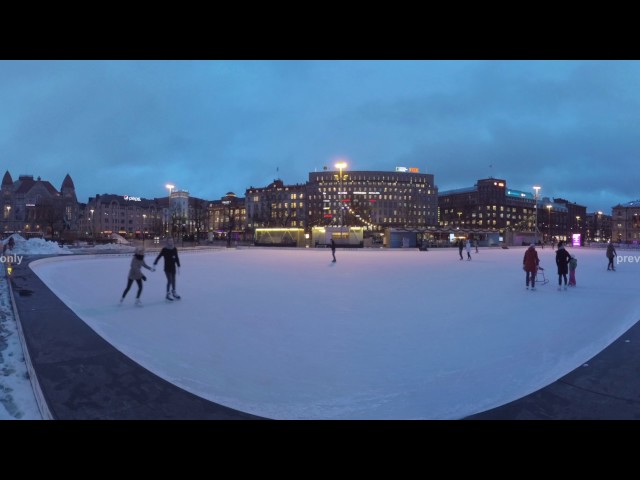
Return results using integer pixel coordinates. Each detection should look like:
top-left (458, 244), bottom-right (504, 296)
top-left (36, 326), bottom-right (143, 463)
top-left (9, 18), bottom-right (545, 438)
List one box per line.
top-left (135, 246), bottom-right (145, 255)
top-left (530, 243), bottom-right (535, 247)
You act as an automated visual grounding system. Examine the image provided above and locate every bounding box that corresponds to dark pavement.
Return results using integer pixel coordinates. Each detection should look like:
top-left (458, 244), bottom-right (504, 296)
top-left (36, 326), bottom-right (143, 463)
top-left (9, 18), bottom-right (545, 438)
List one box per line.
top-left (10, 256), bottom-right (263, 420)
top-left (9, 255), bottom-right (640, 420)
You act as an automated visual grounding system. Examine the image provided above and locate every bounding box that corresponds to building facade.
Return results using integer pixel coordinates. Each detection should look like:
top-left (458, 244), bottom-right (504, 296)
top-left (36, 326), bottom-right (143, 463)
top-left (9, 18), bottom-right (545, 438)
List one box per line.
top-left (306, 169), bottom-right (438, 232)
top-left (438, 179), bottom-right (587, 244)
top-left (439, 178), bottom-right (536, 232)
top-left (245, 180), bottom-right (307, 231)
top-left (1, 171), bottom-right (78, 238)
top-left (611, 200), bottom-right (640, 244)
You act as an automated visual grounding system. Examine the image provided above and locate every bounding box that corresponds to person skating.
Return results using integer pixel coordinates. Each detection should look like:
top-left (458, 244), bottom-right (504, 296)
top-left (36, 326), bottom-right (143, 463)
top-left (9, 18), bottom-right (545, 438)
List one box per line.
top-left (568, 255), bottom-right (578, 286)
top-left (465, 239), bottom-right (472, 260)
top-left (154, 237), bottom-right (181, 301)
top-left (120, 246), bottom-right (155, 306)
top-left (606, 242), bottom-right (617, 271)
top-left (555, 241), bottom-right (571, 290)
top-left (330, 238), bottom-right (336, 263)
top-left (458, 239), bottom-right (464, 260)
top-left (523, 243), bottom-right (539, 290)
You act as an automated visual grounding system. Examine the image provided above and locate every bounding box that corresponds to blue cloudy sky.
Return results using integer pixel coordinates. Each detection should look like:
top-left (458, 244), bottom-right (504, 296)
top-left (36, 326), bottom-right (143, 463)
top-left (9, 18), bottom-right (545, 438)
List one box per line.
top-left (0, 60), bottom-right (637, 212)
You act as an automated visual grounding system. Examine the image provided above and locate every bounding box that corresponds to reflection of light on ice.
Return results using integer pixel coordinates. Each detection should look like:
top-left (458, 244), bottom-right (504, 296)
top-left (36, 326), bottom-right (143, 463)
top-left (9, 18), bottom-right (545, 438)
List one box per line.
top-left (30, 247), bottom-right (640, 420)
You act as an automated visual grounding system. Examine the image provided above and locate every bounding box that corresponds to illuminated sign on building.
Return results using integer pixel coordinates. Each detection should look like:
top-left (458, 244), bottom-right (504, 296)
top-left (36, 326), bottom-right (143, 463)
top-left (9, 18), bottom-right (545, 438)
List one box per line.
top-left (124, 195), bottom-right (142, 202)
top-left (395, 167), bottom-right (420, 173)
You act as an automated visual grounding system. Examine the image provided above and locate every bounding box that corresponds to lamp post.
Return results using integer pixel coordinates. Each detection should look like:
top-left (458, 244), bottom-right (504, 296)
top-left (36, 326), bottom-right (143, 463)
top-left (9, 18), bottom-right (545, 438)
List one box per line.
top-left (165, 184), bottom-right (175, 238)
top-left (546, 204), bottom-right (552, 244)
top-left (335, 161), bottom-right (347, 241)
top-left (142, 214), bottom-right (147, 248)
top-left (533, 185), bottom-right (541, 245)
top-left (90, 208), bottom-right (94, 244)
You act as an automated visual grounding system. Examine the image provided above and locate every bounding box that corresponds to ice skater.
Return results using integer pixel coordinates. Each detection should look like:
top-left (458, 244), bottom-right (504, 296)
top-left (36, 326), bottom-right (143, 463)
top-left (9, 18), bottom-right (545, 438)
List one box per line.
top-left (555, 241), bottom-right (571, 290)
top-left (465, 239), bottom-right (472, 260)
top-left (606, 242), bottom-right (617, 271)
top-left (120, 246), bottom-right (155, 306)
top-left (458, 239), bottom-right (464, 260)
top-left (568, 255), bottom-right (577, 286)
top-left (330, 238), bottom-right (336, 263)
top-left (523, 243), bottom-right (539, 290)
top-left (154, 237), bottom-right (181, 301)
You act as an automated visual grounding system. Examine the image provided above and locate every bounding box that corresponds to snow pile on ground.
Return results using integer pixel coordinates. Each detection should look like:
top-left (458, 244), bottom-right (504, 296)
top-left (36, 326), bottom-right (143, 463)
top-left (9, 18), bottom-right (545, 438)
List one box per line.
top-left (6, 236), bottom-right (73, 255)
top-left (110, 233), bottom-right (130, 245)
top-left (0, 273), bottom-right (41, 419)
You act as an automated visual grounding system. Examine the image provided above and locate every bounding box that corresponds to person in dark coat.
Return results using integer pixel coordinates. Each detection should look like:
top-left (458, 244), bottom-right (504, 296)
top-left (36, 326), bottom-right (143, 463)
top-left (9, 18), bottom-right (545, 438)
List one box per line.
top-left (555, 241), bottom-right (571, 290)
top-left (458, 239), bottom-right (464, 260)
top-left (120, 246), bottom-right (155, 306)
top-left (523, 243), bottom-right (539, 290)
top-left (606, 242), bottom-right (617, 271)
top-left (154, 237), bottom-right (181, 300)
top-left (330, 239), bottom-right (336, 263)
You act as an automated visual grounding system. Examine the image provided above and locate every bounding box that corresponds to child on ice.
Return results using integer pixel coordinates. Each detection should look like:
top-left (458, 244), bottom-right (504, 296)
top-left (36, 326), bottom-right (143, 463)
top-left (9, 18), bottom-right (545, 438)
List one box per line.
top-left (568, 255), bottom-right (578, 286)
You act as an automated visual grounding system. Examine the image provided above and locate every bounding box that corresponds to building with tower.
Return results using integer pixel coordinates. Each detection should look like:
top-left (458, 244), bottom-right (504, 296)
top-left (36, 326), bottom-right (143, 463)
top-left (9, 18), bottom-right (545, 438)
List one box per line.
top-left (1, 171), bottom-right (78, 238)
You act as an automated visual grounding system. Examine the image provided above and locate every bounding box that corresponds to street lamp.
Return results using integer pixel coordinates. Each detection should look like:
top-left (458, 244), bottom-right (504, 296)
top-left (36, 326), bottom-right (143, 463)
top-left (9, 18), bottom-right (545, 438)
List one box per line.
top-left (142, 214), bottom-right (147, 248)
top-left (90, 208), bottom-right (94, 244)
top-left (546, 204), bottom-right (552, 244)
top-left (335, 161), bottom-right (347, 240)
top-left (165, 184), bottom-right (175, 238)
top-left (533, 185), bottom-right (541, 244)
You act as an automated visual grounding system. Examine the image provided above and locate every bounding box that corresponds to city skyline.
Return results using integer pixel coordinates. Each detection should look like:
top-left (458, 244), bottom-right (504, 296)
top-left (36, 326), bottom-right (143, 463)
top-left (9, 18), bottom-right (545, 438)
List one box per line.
top-left (1, 60), bottom-right (639, 212)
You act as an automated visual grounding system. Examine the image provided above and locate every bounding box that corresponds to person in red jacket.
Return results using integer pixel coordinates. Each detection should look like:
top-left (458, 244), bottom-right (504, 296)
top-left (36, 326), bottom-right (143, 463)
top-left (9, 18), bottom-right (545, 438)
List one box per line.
top-left (523, 243), bottom-right (540, 291)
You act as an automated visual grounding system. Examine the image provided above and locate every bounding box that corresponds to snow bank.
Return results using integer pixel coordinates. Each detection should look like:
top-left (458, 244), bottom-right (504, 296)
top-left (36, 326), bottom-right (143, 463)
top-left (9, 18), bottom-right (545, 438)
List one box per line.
top-left (4, 235), bottom-right (73, 255)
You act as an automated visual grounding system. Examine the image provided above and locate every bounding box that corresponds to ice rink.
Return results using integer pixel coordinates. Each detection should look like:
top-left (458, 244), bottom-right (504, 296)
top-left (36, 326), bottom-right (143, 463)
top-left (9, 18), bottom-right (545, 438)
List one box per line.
top-left (30, 245), bottom-right (640, 419)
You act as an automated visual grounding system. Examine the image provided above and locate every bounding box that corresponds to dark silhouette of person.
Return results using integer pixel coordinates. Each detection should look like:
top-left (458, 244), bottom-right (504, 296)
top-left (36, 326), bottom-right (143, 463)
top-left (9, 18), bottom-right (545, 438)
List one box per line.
top-left (330, 239), bottom-right (336, 262)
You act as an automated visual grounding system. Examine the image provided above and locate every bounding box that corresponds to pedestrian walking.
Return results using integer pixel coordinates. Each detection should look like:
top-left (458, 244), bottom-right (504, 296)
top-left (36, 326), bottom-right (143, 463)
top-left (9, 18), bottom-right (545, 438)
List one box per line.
top-left (154, 237), bottom-right (181, 301)
top-left (120, 246), bottom-right (155, 306)
top-left (568, 255), bottom-right (578, 286)
top-left (555, 241), bottom-right (571, 291)
top-left (331, 238), bottom-right (336, 263)
top-left (606, 242), bottom-right (617, 271)
top-left (523, 243), bottom-right (539, 290)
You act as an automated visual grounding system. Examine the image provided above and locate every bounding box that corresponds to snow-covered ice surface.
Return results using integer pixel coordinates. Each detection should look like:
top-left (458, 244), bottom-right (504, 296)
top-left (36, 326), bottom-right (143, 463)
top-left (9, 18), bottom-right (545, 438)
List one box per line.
top-left (29, 246), bottom-right (640, 419)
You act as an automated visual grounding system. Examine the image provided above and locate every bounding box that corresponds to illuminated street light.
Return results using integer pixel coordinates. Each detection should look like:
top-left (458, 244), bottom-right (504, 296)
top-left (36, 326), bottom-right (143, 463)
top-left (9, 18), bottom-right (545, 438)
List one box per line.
top-left (335, 161), bottom-right (347, 239)
top-left (533, 186), bottom-right (541, 245)
top-left (546, 204), bottom-right (552, 244)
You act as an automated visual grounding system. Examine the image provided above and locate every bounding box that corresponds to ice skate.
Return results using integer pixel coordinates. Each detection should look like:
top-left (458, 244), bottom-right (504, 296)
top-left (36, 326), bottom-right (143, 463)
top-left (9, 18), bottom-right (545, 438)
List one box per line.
top-left (171, 290), bottom-right (181, 300)
top-left (166, 293), bottom-right (174, 302)
top-left (135, 298), bottom-right (142, 306)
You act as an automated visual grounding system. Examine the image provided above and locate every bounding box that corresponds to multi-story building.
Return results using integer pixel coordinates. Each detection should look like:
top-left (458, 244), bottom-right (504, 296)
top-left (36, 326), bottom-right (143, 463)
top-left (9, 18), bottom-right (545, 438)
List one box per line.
top-left (306, 168), bottom-right (438, 231)
top-left (584, 211), bottom-right (612, 243)
top-left (611, 200), bottom-right (640, 244)
top-left (438, 179), bottom-right (587, 244)
top-left (83, 194), bottom-right (163, 240)
top-left (1, 171), bottom-right (78, 238)
top-left (245, 179), bottom-right (307, 231)
top-left (439, 178), bottom-right (536, 232)
top-left (208, 192), bottom-right (247, 242)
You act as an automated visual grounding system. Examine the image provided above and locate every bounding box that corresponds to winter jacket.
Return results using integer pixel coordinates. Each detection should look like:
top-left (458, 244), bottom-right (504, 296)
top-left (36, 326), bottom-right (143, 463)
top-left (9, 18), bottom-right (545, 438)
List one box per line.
top-left (556, 247), bottom-right (571, 275)
top-left (523, 246), bottom-right (539, 272)
top-left (569, 257), bottom-right (578, 271)
top-left (128, 254), bottom-right (153, 280)
top-left (606, 244), bottom-right (616, 259)
top-left (154, 247), bottom-right (181, 273)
